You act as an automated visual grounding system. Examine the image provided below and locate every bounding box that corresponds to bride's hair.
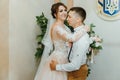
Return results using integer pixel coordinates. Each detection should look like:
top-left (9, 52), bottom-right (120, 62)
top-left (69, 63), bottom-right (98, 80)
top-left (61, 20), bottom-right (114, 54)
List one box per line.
top-left (51, 2), bottom-right (67, 18)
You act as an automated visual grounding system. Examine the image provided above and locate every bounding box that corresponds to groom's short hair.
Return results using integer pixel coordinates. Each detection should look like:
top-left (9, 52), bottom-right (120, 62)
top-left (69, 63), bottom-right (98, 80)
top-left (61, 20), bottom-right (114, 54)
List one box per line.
top-left (68, 7), bottom-right (86, 22)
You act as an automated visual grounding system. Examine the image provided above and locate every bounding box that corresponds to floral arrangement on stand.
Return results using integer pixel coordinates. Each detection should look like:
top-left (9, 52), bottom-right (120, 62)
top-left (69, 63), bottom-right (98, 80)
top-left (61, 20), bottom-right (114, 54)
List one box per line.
top-left (35, 13), bottom-right (103, 76)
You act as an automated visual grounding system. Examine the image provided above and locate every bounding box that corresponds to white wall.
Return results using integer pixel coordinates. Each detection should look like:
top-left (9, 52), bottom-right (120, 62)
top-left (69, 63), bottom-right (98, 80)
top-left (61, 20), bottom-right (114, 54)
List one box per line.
top-left (9, 0), bottom-right (53, 80)
top-left (74, 0), bottom-right (120, 80)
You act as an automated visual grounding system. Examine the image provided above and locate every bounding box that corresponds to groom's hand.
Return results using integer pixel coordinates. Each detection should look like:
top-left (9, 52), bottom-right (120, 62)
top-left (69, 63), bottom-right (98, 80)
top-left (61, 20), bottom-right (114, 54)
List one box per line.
top-left (50, 60), bottom-right (57, 70)
top-left (69, 42), bottom-right (72, 47)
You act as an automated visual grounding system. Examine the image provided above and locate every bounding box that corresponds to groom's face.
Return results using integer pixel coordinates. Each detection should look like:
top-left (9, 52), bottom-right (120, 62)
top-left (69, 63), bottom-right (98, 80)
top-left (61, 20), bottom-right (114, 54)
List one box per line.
top-left (67, 11), bottom-right (78, 28)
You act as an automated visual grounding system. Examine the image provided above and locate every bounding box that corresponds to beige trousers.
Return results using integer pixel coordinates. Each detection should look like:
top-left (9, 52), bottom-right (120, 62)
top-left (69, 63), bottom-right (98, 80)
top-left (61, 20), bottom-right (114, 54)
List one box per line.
top-left (68, 64), bottom-right (88, 80)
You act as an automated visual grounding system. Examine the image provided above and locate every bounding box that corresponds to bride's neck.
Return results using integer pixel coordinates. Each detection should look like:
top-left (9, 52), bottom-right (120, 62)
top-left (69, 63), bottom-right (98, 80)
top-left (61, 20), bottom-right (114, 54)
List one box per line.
top-left (55, 19), bottom-right (64, 25)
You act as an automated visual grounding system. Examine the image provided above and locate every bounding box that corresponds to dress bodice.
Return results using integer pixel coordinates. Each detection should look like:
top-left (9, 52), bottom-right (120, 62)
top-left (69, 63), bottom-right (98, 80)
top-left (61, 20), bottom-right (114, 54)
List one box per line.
top-left (53, 40), bottom-right (67, 53)
top-left (51, 25), bottom-right (69, 53)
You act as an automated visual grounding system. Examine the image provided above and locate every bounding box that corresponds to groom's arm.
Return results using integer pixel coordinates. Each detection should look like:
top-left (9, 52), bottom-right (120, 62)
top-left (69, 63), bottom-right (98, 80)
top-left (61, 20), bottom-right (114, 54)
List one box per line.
top-left (56, 55), bottom-right (83, 72)
top-left (50, 47), bottom-right (86, 72)
top-left (50, 41), bottom-right (89, 72)
top-left (50, 54), bottom-right (82, 71)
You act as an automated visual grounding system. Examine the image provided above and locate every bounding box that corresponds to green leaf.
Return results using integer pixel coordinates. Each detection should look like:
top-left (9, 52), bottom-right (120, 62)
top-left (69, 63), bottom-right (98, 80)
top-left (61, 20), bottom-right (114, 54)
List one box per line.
top-left (90, 23), bottom-right (96, 27)
top-left (35, 47), bottom-right (44, 59)
top-left (36, 35), bottom-right (44, 42)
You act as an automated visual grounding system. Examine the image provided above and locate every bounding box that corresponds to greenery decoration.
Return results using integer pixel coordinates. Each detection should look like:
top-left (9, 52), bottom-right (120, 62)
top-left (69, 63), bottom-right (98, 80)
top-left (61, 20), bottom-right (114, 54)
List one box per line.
top-left (35, 12), bottom-right (48, 60)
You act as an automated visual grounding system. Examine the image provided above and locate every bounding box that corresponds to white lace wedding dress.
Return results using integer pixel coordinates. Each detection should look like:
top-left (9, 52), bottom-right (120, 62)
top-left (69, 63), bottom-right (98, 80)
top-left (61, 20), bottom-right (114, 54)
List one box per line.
top-left (34, 25), bottom-right (70, 80)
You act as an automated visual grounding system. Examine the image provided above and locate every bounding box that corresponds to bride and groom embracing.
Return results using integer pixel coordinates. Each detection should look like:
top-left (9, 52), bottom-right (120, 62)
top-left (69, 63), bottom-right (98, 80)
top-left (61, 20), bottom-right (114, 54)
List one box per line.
top-left (34, 2), bottom-right (90, 80)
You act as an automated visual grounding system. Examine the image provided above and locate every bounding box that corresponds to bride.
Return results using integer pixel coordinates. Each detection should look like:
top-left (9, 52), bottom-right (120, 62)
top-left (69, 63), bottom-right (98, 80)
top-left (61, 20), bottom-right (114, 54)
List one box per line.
top-left (34, 2), bottom-right (86, 80)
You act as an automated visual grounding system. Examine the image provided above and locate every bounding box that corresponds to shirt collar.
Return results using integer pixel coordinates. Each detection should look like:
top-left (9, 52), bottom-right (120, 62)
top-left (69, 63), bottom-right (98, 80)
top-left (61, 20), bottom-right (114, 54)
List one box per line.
top-left (74, 25), bottom-right (84, 31)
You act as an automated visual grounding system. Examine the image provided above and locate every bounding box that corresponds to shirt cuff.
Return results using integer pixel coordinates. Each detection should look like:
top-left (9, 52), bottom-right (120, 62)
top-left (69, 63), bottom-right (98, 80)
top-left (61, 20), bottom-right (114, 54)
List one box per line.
top-left (56, 64), bottom-right (61, 71)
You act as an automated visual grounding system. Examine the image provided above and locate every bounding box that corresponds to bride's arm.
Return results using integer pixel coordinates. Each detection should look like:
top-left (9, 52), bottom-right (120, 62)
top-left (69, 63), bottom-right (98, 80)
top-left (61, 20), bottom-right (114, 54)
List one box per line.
top-left (56, 26), bottom-right (86, 42)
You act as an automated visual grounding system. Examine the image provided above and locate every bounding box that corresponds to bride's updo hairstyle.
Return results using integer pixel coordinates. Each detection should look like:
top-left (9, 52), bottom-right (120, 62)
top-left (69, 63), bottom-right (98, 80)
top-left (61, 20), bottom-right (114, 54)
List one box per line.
top-left (51, 2), bottom-right (67, 18)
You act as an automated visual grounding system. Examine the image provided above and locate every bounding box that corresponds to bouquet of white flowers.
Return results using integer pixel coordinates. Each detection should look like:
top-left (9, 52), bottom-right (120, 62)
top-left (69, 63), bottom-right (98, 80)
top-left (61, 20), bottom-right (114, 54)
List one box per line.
top-left (87, 24), bottom-right (103, 63)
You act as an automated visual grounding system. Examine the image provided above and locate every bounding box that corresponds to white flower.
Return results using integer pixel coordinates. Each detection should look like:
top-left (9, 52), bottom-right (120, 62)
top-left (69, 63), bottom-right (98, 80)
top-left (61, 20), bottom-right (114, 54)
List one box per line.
top-left (95, 42), bottom-right (102, 47)
top-left (89, 37), bottom-right (93, 44)
top-left (90, 36), bottom-right (101, 42)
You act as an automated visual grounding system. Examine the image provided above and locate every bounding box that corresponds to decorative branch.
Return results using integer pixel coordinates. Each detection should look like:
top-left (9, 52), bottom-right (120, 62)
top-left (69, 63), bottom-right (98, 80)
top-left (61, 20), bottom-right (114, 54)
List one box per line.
top-left (35, 12), bottom-right (48, 60)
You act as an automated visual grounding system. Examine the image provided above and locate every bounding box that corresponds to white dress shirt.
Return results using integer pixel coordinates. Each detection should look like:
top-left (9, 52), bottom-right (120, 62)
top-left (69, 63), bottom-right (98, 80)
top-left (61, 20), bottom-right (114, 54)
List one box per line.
top-left (56, 25), bottom-right (90, 72)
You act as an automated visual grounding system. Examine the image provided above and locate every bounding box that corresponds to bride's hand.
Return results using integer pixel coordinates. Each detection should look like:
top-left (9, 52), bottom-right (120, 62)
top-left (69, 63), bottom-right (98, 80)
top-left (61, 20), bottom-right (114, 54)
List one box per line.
top-left (50, 60), bottom-right (58, 70)
top-left (84, 25), bottom-right (90, 32)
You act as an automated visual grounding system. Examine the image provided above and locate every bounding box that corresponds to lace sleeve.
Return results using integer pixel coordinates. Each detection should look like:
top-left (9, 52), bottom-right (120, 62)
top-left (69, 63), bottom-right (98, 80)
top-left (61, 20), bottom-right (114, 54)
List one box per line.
top-left (56, 26), bottom-right (86, 42)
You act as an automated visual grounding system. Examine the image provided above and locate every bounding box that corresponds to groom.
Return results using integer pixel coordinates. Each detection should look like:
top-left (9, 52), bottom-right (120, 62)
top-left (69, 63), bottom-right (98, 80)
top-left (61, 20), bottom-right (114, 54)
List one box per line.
top-left (50, 7), bottom-right (90, 80)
